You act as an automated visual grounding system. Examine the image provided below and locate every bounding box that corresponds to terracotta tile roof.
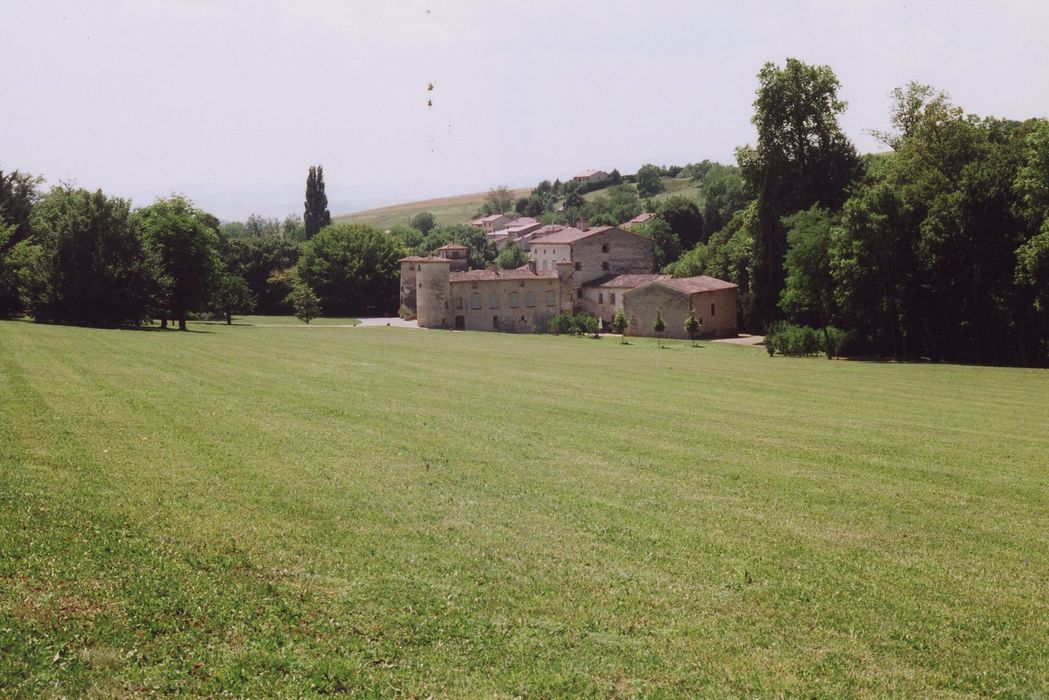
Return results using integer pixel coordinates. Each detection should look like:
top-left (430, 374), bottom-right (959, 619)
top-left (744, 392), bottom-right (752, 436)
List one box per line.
top-left (585, 273), bottom-right (669, 288)
top-left (574, 169), bottom-right (607, 178)
top-left (530, 225), bottom-right (616, 244)
top-left (438, 242), bottom-right (469, 250)
top-left (449, 268), bottom-right (558, 282)
top-left (479, 214), bottom-right (508, 222)
top-left (626, 212), bottom-right (656, 224)
top-left (399, 255), bottom-right (445, 263)
top-left (662, 275), bottom-right (738, 293)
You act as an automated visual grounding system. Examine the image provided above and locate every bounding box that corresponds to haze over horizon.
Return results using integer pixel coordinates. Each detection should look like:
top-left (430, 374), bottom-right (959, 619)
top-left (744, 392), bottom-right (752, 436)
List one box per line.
top-left (2, 0), bottom-right (1047, 221)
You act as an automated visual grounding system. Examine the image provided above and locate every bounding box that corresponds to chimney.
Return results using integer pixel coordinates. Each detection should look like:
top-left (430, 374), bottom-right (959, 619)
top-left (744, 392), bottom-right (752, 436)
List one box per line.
top-left (576, 218), bottom-right (589, 232)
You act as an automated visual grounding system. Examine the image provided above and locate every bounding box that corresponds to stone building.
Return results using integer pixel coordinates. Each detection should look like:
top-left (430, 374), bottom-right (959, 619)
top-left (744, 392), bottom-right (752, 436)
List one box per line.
top-left (400, 224), bottom-right (738, 337)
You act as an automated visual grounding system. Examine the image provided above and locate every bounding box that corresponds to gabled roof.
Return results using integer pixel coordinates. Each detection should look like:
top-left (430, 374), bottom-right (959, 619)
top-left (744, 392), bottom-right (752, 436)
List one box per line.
top-left (449, 267), bottom-right (558, 282)
top-left (624, 275), bottom-right (738, 296)
top-left (479, 213), bottom-right (509, 222)
top-left (626, 212), bottom-right (656, 225)
top-left (574, 169), bottom-right (607, 178)
top-left (584, 273), bottom-right (669, 289)
top-left (530, 225), bottom-right (615, 244)
top-left (438, 242), bottom-right (469, 250)
top-left (399, 255), bottom-right (444, 263)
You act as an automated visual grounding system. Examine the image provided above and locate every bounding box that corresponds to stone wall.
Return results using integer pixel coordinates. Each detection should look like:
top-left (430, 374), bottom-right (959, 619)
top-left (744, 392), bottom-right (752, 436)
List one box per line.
top-left (570, 228), bottom-right (654, 285)
top-left (447, 277), bottom-right (563, 332)
top-left (623, 283), bottom-right (739, 338)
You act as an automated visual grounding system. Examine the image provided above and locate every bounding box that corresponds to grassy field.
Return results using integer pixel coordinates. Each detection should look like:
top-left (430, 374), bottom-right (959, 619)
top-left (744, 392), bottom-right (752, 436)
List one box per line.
top-left (1, 319), bottom-right (1048, 697)
top-left (584, 177), bottom-right (702, 206)
top-left (332, 188), bottom-right (531, 231)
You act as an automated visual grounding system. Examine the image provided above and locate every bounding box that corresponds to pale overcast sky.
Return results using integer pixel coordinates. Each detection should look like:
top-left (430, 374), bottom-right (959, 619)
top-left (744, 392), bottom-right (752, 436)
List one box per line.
top-left (2, 0), bottom-right (1047, 220)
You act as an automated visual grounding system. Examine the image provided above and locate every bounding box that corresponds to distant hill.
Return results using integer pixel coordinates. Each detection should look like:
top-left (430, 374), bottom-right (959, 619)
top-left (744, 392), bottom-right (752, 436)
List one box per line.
top-left (333, 188), bottom-right (531, 231)
top-left (332, 176), bottom-right (707, 231)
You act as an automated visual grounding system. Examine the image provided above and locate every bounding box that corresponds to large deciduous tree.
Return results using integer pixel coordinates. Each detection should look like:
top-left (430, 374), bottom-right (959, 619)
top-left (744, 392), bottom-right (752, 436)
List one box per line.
top-left (296, 223), bottom-right (406, 315)
top-left (25, 187), bottom-right (154, 326)
top-left (0, 169), bottom-right (43, 316)
top-left (779, 207), bottom-right (838, 357)
top-left (135, 195), bottom-right (222, 330)
top-left (304, 165), bottom-right (331, 239)
top-left (737, 58), bottom-right (860, 329)
top-left (636, 164), bottom-right (664, 198)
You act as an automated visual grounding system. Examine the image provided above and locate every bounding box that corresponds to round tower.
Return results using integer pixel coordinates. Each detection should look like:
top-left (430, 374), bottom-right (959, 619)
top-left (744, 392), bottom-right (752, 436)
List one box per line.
top-left (415, 258), bottom-right (451, 328)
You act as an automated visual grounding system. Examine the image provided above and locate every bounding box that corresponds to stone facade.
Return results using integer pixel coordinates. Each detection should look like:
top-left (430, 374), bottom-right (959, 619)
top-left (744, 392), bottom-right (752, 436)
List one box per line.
top-left (401, 226), bottom-right (738, 337)
top-left (623, 279), bottom-right (738, 339)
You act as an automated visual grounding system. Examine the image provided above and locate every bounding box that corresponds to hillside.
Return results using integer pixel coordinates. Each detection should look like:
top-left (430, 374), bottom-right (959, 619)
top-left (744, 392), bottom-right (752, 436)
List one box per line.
top-left (333, 187), bottom-right (531, 231)
top-left (3, 319), bottom-right (1048, 696)
top-left (333, 177), bottom-right (701, 231)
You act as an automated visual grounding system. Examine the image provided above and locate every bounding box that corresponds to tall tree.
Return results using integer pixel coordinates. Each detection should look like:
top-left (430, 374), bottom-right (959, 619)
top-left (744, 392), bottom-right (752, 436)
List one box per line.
top-left (779, 207), bottom-right (838, 357)
top-left (297, 223), bottom-right (406, 315)
top-left (24, 187), bottom-right (154, 326)
top-left (656, 195), bottom-right (704, 248)
top-left (135, 195), bottom-right (221, 330)
top-left (636, 164), bottom-right (665, 198)
top-left (0, 169), bottom-right (43, 316)
top-left (737, 58), bottom-right (860, 329)
top-left (304, 165), bottom-right (331, 239)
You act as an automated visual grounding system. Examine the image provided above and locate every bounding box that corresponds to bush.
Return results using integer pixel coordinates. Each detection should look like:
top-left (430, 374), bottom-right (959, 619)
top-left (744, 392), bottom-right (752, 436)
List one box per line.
top-left (574, 312), bottom-right (599, 337)
top-left (818, 326), bottom-right (854, 357)
top-left (766, 321), bottom-right (819, 357)
top-left (548, 313), bottom-right (575, 335)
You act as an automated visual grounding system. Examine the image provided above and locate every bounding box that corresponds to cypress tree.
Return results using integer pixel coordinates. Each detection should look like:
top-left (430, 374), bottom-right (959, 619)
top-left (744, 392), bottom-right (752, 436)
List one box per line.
top-left (304, 165), bottom-right (331, 239)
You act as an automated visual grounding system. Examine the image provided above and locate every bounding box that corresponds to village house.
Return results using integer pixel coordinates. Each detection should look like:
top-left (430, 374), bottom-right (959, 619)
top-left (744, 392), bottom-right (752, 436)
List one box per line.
top-left (469, 213), bottom-right (513, 233)
top-left (622, 212), bottom-right (656, 229)
top-left (400, 224), bottom-right (738, 337)
top-left (572, 169), bottom-right (610, 186)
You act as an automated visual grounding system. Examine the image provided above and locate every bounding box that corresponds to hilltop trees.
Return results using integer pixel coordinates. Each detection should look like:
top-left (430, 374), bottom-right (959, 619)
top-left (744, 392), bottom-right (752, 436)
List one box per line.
top-left (636, 164), bottom-right (665, 198)
top-left (409, 211), bottom-right (436, 235)
top-left (135, 195), bottom-right (222, 330)
top-left (737, 58), bottom-right (860, 328)
top-left (304, 165), bottom-right (331, 239)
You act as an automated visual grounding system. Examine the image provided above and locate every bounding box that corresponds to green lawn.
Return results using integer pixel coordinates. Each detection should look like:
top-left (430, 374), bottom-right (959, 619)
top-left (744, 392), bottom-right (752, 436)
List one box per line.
top-left (1, 320), bottom-right (1047, 697)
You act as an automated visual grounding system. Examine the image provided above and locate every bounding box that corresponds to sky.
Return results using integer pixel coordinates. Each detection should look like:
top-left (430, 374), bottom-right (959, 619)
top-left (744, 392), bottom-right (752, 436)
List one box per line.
top-left (2, 0), bottom-right (1048, 221)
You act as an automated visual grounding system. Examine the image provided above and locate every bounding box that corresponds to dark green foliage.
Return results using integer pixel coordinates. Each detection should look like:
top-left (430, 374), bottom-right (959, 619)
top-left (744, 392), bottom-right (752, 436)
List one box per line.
top-left (217, 236), bottom-right (300, 314)
top-left (574, 312), bottom-right (599, 337)
top-left (695, 163), bottom-right (752, 237)
top-left (656, 196), bottom-right (704, 248)
top-left (409, 211), bottom-right (436, 235)
top-left (780, 207), bottom-right (838, 357)
top-left (738, 58), bottom-right (861, 328)
top-left (495, 243), bottom-right (528, 270)
top-left (212, 273), bottom-right (255, 324)
top-left (23, 187), bottom-right (155, 326)
top-left (638, 219), bottom-right (681, 270)
top-left (765, 321), bottom-right (819, 357)
top-left (0, 169), bottom-right (43, 316)
top-left (653, 310), bottom-right (665, 347)
top-left (547, 313), bottom-right (575, 335)
top-left (417, 224), bottom-right (496, 269)
top-left (636, 164), bottom-right (665, 198)
top-left (297, 223), bottom-right (406, 315)
top-left (135, 196), bottom-right (222, 330)
top-left (303, 165), bottom-right (331, 239)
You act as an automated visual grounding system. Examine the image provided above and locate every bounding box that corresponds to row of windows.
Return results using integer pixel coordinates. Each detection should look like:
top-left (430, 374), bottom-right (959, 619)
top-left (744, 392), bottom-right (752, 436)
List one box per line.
top-left (596, 292), bottom-right (617, 305)
top-left (462, 290), bottom-right (557, 309)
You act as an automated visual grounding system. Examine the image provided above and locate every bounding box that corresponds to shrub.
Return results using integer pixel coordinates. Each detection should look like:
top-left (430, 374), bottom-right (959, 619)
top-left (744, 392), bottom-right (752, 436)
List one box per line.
top-left (548, 313), bottom-right (575, 335)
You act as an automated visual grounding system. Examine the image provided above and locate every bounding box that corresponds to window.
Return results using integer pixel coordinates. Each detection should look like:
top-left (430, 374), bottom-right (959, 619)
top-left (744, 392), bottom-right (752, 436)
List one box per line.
top-left (509, 292), bottom-right (519, 308)
top-left (518, 280), bottom-right (525, 287)
top-left (526, 291), bottom-right (537, 307)
top-left (576, 289), bottom-right (583, 299)
top-left (574, 262), bottom-right (582, 271)
top-left (711, 303), bottom-right (715, 316)
top-left (493, 315), bottom-right (499, 329)
top-left (444, 300), bottom-right (448, 309)
top-left (489, 292), bottom-right (500, 309)
top-left (598, 292), bottom-right (604, 304)
top-left (545, 290), bottom-right (555, 306)
top-left (610, 293), bottom-right (616, 305)
top-left (456, 297), bottom-right (463, 310)
top-left (471, 282), bottom-right (478, 289)
top-left (601, 243), bottom-right (609, 253)
top-left (470, 293), bottom-right (482, 310)
top-left (601, 262), bottom-right (610, 271)
top-left (542, 260), bottom-right (548, 270)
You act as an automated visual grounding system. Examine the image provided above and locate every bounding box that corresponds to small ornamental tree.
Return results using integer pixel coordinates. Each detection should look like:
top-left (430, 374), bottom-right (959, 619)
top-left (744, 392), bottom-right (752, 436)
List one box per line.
top-left (290, 284), bottom-right (321, 324)
top-left (611, 309), bottom-right (628, 343)
top-left (684, 309), bottom-right (701, 346)
top-left (653, 310), bottom-right (666, 348)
